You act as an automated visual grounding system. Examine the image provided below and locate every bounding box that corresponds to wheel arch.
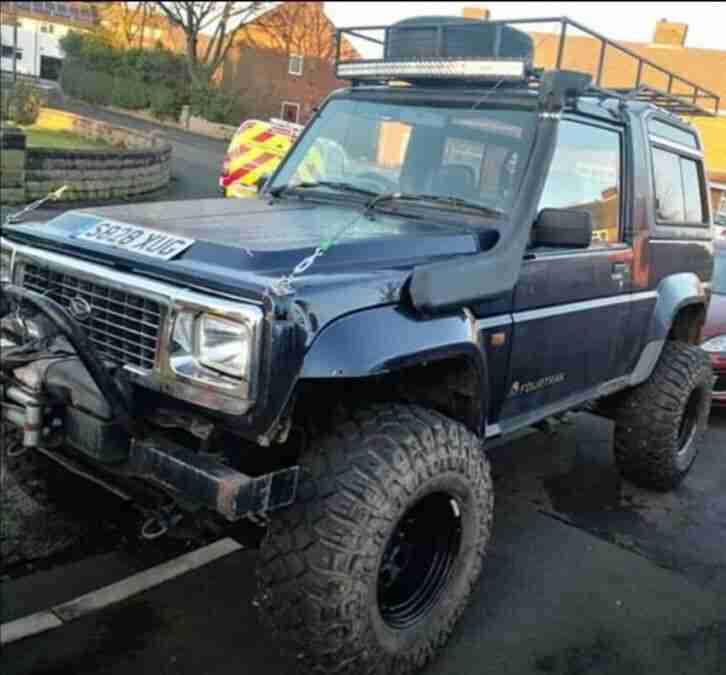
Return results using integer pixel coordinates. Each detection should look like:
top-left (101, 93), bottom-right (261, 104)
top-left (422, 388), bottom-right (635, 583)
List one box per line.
top-left (630, 273), bottom-right (708, 386)
top-left (298, 305), bottom-right (489, 435)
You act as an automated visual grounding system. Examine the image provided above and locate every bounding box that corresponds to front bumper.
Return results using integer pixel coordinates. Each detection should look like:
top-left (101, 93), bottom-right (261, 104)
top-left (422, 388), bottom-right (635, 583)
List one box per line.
top-left (1, 285), bottom-right (299, 521)
top-left (710, 353), bottom-right (726, 406)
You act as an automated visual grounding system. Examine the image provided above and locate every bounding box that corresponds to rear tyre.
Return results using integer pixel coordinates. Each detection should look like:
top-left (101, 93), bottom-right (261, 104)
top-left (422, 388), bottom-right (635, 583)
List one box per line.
top-left (612, 341), bottom-right (713, 491)
top-left (256, 404), bottom-right (494, 674)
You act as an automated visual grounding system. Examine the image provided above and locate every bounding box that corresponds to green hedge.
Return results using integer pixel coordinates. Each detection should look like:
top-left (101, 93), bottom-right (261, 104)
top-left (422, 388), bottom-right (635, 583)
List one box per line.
top-left (59, 32), bottom-right (246, 126)
top-left (60, 32), bottom-right (188, 121)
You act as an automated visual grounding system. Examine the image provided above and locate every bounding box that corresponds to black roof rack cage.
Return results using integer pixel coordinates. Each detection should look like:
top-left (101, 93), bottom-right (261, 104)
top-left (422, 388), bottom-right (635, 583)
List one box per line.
top-left (335, 16), bottom-right (720, 116)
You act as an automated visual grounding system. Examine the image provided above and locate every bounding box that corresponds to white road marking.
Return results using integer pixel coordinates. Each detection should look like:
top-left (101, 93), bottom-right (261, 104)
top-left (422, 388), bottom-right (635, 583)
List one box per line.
top-left (0, 538), bottom-right (242, 645)
top-left (1, 611), bottom-right (62, 644)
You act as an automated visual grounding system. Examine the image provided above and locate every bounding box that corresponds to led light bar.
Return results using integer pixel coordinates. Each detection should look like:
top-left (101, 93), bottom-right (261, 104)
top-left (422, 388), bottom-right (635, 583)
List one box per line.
top-left (337, 59), bottom-right (527, 81)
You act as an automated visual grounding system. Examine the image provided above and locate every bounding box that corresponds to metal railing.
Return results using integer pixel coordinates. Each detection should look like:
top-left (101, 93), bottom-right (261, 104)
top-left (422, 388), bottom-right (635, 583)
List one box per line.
top-left (335, 16), bottom-right (721, 116)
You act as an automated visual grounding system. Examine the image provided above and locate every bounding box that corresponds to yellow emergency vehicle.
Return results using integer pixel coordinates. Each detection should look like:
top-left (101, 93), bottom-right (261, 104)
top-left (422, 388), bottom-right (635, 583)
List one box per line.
top-left (220, 118), bottom-right (303, 198)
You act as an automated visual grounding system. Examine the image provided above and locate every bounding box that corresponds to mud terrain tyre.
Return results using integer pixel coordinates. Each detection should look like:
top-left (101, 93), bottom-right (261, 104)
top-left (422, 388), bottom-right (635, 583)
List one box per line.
top-left (612, 341), bottom-right (713, 491)
top-left (256, 404), bottom-right (494, 674)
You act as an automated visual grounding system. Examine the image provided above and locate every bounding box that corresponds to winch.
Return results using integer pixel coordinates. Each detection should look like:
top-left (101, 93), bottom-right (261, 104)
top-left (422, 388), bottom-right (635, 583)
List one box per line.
top-left (0, 283), bottom-right (298, 524)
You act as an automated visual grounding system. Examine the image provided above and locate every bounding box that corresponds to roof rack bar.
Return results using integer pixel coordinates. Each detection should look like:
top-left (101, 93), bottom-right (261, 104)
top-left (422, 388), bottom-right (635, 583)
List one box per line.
top-left (555, 18), bottom-right (567, 69)
top-left (596, 41), bottom-right (607, 86)
top-left (345, 30), bottom-right (385, 46)
top-left (335, 16), bottom-right (720, 115)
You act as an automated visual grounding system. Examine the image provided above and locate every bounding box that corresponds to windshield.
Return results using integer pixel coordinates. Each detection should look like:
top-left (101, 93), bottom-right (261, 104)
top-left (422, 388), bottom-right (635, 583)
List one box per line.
top-left (714, 251), bottom-right (726, 294)
top-left (270, 98), bottom-right (537, 218)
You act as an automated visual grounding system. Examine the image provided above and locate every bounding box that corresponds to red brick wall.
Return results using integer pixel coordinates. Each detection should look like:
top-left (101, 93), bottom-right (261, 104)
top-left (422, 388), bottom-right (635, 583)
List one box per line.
top-left (221, 45), bottom-right (347, 124)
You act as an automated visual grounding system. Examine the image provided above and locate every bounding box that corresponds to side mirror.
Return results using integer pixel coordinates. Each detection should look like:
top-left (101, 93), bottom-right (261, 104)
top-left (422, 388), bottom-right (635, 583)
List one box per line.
top-left (255, 174), bottom-right (270, 193)
top-left (532, 208), bottom-right (592, 248)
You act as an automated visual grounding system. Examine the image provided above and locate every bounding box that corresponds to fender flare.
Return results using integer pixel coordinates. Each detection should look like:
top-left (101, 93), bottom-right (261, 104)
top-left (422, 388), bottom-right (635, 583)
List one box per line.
top-left (300, 305), bottom-right (489, 429)
top-left (629, 273), bottom-right (707, 386)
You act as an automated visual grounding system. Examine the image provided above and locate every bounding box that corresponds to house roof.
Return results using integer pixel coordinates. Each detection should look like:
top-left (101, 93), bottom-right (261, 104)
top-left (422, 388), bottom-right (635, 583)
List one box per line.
top-left (530, 31), bottom-right (725, 112)
top-left (0, 1), bottom-right (96, 27)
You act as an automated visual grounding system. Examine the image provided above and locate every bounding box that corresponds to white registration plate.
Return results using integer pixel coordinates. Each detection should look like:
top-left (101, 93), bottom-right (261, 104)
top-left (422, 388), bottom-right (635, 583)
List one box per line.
top-left (76, 221), bottom-right (195, 261)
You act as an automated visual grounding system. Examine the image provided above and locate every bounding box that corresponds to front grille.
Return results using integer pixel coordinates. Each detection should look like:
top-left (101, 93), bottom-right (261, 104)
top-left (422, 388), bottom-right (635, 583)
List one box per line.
top-left (22, 263), bottom-right (162, 370)
top-left (715, 375), bottom-right (726, 393)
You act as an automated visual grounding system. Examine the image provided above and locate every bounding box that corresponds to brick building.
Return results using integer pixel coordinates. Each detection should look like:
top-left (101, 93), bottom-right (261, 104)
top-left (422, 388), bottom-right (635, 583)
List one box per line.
top-left (95, 1), bottom-right (354, 127)
top-left (219, 2), bottom-right (354, 125)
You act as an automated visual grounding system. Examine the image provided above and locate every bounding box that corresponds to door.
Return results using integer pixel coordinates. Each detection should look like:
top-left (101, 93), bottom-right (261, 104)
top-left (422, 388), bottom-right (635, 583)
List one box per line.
top-left (499, 118), bottom-right (631, 427)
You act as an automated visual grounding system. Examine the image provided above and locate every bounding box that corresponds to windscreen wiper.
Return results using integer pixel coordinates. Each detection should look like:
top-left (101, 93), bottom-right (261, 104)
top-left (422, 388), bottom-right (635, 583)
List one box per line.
top-left (269, 181), bottom-right (378, 199)
top-left (366, 192), bottom-right (504, 218)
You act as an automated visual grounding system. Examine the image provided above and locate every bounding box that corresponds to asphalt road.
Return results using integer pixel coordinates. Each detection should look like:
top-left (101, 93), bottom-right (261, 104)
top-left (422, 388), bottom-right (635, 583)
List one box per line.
top-left (3, 410), bottom-right (725, 675)
top-left (61, 100), bottom-right (228, 202)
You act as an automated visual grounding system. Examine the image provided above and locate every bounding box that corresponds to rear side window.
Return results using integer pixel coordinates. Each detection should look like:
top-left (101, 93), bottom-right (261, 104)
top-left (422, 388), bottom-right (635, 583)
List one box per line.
top-left (538, 120), bottom-right (621, 246)
top-left (647, 119), bottom-right (699, 149)
top-left (652, 147), bottom-right (705, 224)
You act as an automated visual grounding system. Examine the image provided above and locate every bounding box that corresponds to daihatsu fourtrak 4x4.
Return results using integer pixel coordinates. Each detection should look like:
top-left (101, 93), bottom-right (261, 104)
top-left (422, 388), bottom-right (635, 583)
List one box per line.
top-left (0, 16), bottom-right (720, 674)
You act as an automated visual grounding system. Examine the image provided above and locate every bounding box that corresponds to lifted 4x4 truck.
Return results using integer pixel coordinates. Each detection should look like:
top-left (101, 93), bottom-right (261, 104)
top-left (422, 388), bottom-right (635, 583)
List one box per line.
top-left (0, 17), bottom-right (720, 675)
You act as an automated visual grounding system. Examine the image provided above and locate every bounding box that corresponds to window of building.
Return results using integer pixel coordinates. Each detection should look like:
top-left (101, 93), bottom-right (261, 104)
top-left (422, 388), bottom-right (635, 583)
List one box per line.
top-left (1, 45), bottom-right (22, 61)
top-left (40, 23), bottom-right (55, 34)
top-left (720, 193), bottom-right (726, 217)
top-left (288, 54), bottom-right (303, 76)
top-left (281, 101), bottom-right (300, 124)
top-left (538, 120), bottom-right (622, 245)
top-left (652, 147), bottom-right (705, 224)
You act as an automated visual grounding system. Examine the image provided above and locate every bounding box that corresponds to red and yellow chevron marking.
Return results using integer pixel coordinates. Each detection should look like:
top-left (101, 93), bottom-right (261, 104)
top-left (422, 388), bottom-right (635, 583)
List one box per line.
top-left (221, 119), bottom-right (298, 197)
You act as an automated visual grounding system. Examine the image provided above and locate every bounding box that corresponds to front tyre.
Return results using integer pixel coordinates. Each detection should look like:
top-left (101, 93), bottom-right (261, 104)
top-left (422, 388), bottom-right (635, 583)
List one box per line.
top-left (612, 341), bottom-right (713, 491)
top-left (256, 404), bottom-right (493, 674)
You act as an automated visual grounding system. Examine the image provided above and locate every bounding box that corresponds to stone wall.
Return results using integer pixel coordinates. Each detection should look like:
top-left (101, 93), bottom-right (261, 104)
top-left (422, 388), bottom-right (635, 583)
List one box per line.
top-left (0, 126), bottom-right (26, 205)
top-left (0, 108), bottom-right (172, 204)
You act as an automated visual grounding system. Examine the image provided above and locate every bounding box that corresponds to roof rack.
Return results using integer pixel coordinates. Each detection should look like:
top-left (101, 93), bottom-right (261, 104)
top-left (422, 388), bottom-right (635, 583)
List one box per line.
top-left (335, 16), bottom-right (720, 117)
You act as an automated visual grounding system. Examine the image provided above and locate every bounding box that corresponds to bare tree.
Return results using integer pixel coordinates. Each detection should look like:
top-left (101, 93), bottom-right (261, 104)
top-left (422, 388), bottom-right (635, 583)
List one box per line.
top-left (243, 2), bottom-right (357, 61)
top-left (245, 2), bottom-right (332, 59)
top-left (94, 2), bottom-right (155, 50)
top-left (152, 2), bottom-right (262, 83)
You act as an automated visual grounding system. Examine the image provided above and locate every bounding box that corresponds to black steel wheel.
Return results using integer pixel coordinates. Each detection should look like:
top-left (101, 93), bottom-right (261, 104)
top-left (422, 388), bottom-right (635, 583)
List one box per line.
top-left (256, 404), bottom-right (494, 674)
top-left (378, 492), bottom-right (462, 630)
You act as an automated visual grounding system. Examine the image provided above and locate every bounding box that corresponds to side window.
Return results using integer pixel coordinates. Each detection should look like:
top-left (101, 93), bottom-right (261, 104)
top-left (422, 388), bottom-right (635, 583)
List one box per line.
top-left (681, 158), bottom-right (704, 223)
top-left (539, 120), bottom-right (621, 246)
top-left (652, 147), bottom-right (705, 224)
top-left (652, 148), bottom-right (684, 221)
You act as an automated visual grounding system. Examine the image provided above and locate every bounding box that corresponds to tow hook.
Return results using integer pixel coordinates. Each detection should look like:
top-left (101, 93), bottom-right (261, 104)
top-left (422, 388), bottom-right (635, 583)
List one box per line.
top-left (4, 430), bottom-right (26, 458)
top-left (140, 506), bottom-right (183, 541)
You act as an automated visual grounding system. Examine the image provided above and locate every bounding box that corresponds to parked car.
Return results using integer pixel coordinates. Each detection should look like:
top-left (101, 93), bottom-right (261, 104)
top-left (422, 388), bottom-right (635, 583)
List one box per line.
top-left (703, 241), bottom-right (726, 405)
top-left (220, 118), bottom-right (302, 198)
top-left (0, 16), bottom-right (720, 675)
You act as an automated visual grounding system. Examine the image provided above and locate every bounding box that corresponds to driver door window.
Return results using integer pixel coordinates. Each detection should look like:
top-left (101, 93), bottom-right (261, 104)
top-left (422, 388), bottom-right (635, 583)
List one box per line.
top-left (538, 120), bottom-right (622, 246)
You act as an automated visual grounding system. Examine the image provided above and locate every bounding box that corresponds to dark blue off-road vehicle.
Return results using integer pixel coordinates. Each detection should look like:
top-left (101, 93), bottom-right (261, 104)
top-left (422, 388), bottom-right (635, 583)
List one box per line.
top-left (1, 17), bottom-right (720, 674)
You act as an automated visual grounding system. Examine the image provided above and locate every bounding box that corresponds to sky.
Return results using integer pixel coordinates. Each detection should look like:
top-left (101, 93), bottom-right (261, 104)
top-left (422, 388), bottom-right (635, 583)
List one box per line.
top-left (324, 2), bottom-right (726, 51)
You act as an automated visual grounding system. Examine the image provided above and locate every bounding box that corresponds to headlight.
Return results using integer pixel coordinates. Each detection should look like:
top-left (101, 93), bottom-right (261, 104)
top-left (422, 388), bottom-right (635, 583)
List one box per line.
top-left (702, 335), bottom-right (726, 353)
top-left (197, 314), bottom-right (251, 377)
top-left (167, 295), bottom-right (262, 414)
top-left (0, 242), bottom-right (14, 283)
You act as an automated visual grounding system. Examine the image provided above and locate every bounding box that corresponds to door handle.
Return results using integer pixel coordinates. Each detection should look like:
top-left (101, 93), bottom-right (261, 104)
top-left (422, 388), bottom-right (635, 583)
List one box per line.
top-left (611, 262), bottom-right (629, 282)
